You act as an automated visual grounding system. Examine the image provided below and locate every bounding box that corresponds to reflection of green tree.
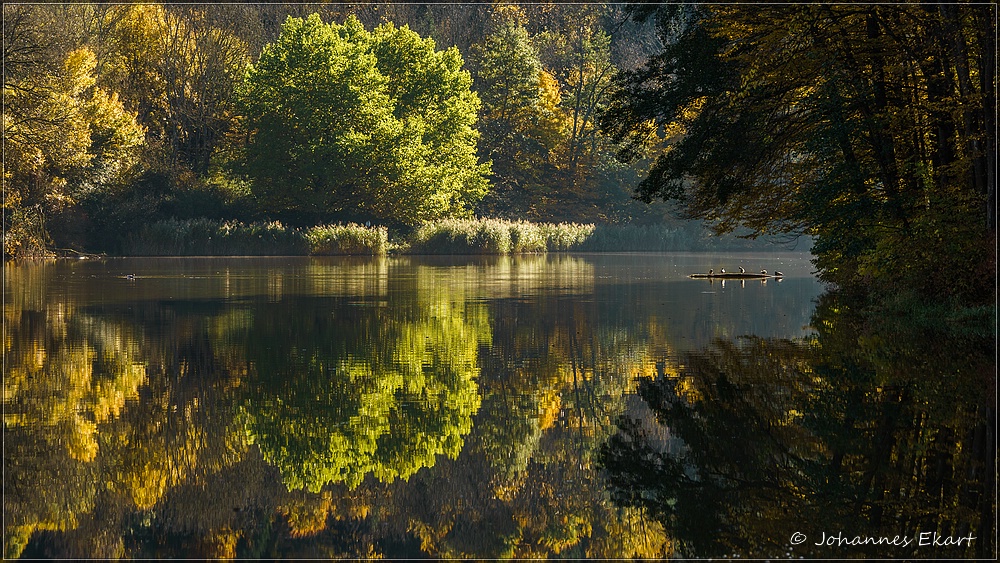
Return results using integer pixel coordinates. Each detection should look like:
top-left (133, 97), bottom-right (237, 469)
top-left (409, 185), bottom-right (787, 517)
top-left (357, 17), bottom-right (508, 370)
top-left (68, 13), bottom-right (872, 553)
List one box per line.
top-left (242, 291), bottom-right (489, 492)
top-left (600, 291), bottom-right (995, 559)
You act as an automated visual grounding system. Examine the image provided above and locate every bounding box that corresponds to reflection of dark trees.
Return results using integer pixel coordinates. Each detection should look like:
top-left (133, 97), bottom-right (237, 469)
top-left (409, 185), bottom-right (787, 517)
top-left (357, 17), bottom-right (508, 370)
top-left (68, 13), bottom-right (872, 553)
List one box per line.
top-left (601, 338), bottom-right (815, 558)
top-left (600, 291), bottom-right (996, 559)
top-left (401, 294), bottom-right (668, 558)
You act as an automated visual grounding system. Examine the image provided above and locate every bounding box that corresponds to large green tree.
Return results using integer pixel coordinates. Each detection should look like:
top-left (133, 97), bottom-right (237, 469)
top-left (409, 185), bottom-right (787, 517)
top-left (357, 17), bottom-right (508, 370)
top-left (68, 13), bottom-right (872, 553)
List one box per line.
top-left (240, 14), bottom-right (489, 226)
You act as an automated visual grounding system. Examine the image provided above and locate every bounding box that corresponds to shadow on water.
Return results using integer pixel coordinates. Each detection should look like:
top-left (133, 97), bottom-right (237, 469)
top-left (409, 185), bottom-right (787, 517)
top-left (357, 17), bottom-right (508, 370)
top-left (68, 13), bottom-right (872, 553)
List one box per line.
top-left (599, 290), bottom-right (996, 559)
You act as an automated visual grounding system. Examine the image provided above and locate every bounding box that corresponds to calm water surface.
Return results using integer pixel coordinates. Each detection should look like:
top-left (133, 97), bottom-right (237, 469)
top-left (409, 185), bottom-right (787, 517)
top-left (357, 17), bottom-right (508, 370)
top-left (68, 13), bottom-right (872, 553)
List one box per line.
top-left (4, 254), bottom-right (993, 559)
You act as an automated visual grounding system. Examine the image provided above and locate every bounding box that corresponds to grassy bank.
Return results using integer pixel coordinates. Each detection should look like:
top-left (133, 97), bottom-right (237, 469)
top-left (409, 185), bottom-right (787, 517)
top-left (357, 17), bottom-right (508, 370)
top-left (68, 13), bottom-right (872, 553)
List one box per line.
top-left (119, 217), bottom-right (796, 256)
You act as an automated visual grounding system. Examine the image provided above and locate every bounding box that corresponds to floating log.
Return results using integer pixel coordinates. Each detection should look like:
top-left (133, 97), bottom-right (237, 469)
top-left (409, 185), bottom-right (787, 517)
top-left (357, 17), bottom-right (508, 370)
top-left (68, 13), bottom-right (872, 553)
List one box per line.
top-left (688, 273), bottom-right (772, 279)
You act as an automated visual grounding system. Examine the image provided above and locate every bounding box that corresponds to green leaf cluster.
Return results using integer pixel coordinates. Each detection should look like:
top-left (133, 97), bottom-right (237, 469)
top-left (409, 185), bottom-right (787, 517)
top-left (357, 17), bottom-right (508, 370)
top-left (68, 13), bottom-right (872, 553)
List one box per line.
top-left (240, 14), bottom-right (489, 226)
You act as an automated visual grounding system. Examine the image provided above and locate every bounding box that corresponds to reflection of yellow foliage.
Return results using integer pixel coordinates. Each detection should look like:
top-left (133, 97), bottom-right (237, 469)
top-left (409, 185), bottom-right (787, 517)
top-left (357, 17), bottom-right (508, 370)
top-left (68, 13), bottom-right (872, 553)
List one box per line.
top-left (348, 502), bottom-right (371, 520)
top-left (585, 505), bottom-right (672, 558)
top-left (199, 527), bottom-right (241, 559)
top-left (493, 473), bottom-right (527, 502)
top-left (4, 525), bottom-right (35, 560)
top-left (673, 374), bottom-right (702, 404)
top-left (537, 388), bottom-right (561, 431)
top-left (279, 492), bottom-right (334, 537)
top-left (541, 513), bottom-right (592, 554)
top-left (409, 519), bottom-right (444, 554)
top-left (66, 417), bottom-right (100, 462)
top-left (4, 322), bottom-right (147, 462)
top-left (632, 359), bottom-right (660, 380)
top-left (125, 462), bottom-right (170, 510)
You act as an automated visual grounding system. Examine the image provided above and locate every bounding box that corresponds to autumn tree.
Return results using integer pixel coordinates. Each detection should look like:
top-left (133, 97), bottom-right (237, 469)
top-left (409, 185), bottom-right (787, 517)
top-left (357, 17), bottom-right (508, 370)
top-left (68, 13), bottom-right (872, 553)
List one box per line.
top-left (3, 6), bottom-right (145, 257)
top-left (467, 9), bottom-right (567, 217)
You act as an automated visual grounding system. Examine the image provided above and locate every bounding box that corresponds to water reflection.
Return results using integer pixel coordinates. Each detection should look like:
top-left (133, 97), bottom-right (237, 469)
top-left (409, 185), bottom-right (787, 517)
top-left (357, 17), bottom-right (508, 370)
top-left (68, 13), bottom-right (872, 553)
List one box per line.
top-left (600, 290), bottom-right (996, 559)
top-left (5, 254), bottom-right (824, 558)
top-left (240, 293), bottom-right (488, 492)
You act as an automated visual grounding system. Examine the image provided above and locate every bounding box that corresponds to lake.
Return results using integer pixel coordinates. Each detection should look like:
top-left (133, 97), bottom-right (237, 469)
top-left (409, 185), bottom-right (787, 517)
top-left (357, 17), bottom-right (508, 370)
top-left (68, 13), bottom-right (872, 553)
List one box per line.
top-left (4, 254), bottom-right (993, 559)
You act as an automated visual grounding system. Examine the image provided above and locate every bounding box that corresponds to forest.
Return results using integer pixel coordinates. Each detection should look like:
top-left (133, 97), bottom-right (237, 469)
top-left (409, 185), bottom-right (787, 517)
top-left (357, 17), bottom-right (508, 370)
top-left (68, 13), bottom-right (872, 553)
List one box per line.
top-left (4, 3), bottom-right (687, 257)
top-left (3, 2), bottom-right (995, 305)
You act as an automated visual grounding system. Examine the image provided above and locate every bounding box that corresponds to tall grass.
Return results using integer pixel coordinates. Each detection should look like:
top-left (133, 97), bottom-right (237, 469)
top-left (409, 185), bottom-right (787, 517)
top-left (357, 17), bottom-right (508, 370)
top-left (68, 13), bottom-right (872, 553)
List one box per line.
top-left (123, 218), bottom-right (308, 256)
top-left (123, 219), bottom-right (389, 256)
top-left (405, 219), bottom-right (705, 254)
top-left (306, 223), bottom-right (388, 255)
top-left (120, 217), bottom-right (792, 256)
top-left (407, 219), bottom-right (595, 254)
top-left (537, 222), bottom-right (595, 251)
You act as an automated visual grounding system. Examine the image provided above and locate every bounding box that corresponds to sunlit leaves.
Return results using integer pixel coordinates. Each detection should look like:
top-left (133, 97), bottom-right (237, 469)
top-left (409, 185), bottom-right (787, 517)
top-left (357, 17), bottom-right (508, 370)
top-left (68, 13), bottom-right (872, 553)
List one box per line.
top-left (3, 39), bottom-right (145, 256)
top-left (240, 14), bottom-right (488, 225)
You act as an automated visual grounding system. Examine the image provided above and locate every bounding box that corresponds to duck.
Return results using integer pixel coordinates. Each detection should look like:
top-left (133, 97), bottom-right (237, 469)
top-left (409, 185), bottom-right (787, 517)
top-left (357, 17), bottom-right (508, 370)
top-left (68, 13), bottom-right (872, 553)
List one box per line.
top-left (774, 271), bottom-right (784, 277)
top-left (760, 269), bottom-right (767, 275)
top-left (708, 269), bottom-right (714, 275)
top-left (125, 274), bottom-right (136, 280)
top-left (720, 268), bottom-right (726, 274)
top-left (739, 266), bottom-right (745, 274)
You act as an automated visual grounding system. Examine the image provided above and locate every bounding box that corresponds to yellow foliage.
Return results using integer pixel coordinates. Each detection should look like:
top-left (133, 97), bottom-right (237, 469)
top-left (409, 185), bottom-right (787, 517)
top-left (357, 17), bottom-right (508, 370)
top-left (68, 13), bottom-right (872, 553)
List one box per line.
top-left (279, 492), bottom-right (334, 537)
top-left (64, 48), bottom-right (98, 95)
top-left (532, 70), bottom-right (571, 156)
top-left (492, 3), bottom-right (528, 27)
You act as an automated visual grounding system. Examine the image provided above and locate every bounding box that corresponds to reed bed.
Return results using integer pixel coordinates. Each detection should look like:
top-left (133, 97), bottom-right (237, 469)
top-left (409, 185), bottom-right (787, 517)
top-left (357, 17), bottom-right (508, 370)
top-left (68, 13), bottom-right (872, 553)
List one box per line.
top-left (122, 218), bottom-right (308, 256)
top-left (407, 219), bottom-right (595, 254)
top-left (120, 217), bottom-right (780, 256)
top-left (306, 223), bottom-right (388, 255)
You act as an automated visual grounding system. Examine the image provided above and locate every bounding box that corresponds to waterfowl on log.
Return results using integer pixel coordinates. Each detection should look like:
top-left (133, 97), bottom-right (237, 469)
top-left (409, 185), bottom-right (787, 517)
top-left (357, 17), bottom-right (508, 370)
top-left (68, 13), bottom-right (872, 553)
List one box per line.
top-left (709, 269), bottom-right (714, 275)
top-left (720, 268), bottom-right (726, 274)
top-left (739, 266), bottom-right (745, 274)
top-left (760, 269), bottom-right (767, 275)
top-left (774, 271), bottom-right (783, 277)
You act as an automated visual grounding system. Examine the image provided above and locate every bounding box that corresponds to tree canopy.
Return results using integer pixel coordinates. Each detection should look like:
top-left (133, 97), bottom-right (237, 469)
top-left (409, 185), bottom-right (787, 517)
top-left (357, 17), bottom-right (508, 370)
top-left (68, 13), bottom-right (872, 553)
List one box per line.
top-left (604, 4), bottom-right (995, 302)
top-left (239, 14), bottom-right (489, 226)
